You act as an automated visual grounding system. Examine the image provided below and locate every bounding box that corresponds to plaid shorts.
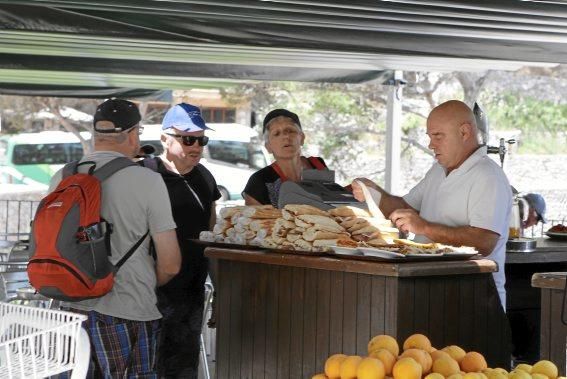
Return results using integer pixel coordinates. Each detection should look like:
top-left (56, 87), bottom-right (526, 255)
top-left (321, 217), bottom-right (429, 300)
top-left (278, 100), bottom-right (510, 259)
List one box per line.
top-left (59, 310), bottom-right (160, 379)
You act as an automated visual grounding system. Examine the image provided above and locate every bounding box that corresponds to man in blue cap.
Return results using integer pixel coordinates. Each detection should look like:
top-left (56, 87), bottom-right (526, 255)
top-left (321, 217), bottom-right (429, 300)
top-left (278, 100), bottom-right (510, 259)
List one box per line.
top-left (140, 103), bottom-right (221, 378)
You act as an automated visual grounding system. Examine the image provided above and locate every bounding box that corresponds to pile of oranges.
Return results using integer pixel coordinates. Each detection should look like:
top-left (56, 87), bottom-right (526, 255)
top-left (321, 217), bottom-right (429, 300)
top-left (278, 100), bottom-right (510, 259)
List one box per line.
top-left (312, 333), bottom-right (563, 379)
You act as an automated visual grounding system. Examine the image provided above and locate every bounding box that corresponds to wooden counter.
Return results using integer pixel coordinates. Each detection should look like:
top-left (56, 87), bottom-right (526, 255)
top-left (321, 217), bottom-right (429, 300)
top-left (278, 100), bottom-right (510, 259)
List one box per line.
top-left (207, 247), bottom-right (510, 379)
top-left (506, 238), bottom-right (567, 264)
top-left (505, 238), bottom-right (567, 363)
top-left (532, 272), bottom-right (567, 375)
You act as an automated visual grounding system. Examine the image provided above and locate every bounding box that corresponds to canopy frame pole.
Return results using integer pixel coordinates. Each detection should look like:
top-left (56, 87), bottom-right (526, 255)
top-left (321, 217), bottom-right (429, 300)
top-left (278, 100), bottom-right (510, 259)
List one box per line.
top-left (385, 70), bottom-right (404, 195)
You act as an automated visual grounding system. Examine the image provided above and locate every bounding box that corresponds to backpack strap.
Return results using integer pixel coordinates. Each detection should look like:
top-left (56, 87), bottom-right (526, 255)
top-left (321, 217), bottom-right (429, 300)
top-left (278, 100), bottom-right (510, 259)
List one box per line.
top-left (307, 156), bottom-right (327, 170)
top-left (140, 157), bottom-right (159, 172)
top-left (92, 157), bottom-right (137, 182)
top-left (62, 160), bottom-right (79, 179)
top-left (114, 230), bottom-right (150, 271)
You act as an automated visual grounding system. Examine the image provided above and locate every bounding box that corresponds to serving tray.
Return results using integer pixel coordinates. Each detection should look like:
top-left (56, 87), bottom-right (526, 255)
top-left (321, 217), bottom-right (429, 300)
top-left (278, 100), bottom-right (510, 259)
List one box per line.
top-left (191, 239), bottom-right (326, 256)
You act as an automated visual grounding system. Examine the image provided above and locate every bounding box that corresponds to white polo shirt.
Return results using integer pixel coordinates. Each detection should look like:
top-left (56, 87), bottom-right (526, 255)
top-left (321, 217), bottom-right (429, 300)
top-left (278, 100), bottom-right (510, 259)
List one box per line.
top-left (403, 146), bottom-right (512, 309)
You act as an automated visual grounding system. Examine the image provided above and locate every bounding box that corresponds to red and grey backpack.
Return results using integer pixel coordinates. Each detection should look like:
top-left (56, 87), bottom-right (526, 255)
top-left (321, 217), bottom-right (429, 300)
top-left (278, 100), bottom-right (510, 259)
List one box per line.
top-left (28, 157), bottom-right (148, 301)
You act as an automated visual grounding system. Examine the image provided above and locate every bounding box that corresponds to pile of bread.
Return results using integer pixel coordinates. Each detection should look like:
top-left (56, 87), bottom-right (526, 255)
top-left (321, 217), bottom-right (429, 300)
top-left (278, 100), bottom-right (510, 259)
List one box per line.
top-left (199, 204), bottom-right (400, 252)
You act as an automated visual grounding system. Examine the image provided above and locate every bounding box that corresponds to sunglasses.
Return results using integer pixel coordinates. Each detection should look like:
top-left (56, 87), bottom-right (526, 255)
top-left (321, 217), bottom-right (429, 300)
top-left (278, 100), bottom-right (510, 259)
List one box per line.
top-left (165, 133), bottom-right (209, 146)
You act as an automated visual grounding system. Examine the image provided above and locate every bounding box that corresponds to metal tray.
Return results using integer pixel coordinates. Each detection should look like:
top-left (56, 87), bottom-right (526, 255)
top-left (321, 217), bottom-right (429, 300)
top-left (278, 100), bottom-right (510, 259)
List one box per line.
top-left (507, 238), bottom-right (537, 253)
top-left (326, 249), bottom-right (480, 263)
top-left (191, 239), bottom-right (326, 256)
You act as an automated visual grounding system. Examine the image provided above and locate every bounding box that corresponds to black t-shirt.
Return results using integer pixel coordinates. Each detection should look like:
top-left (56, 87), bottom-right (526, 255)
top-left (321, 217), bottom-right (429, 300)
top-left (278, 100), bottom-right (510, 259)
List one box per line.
top-left (143, 157), bottom-right (221, 293)
top-left (243, 156), bottom-right (326, 207)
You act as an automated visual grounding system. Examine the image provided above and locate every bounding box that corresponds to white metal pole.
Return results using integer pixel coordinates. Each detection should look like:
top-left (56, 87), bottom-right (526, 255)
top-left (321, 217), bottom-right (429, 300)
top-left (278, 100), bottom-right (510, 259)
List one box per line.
top-left (385, 70), bottom-right (403, 195)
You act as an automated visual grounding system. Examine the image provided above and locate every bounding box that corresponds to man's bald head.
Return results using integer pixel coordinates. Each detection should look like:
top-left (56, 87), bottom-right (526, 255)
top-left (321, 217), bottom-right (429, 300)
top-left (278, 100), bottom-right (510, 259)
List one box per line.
top-left (426, 100), bottom-right (481, 173)
top-left (429, 100), bottom-right (478, 133)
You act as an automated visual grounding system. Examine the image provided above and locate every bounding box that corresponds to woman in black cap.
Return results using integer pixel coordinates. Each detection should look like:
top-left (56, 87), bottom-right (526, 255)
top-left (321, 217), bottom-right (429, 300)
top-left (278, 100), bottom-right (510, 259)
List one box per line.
top-left (243, 109), bottom-right (327, 206)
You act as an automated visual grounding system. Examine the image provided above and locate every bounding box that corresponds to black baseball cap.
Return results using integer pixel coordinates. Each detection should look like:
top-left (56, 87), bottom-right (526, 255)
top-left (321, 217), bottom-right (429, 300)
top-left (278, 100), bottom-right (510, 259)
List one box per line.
top-left (262, 109), bottom-right (302, 134)
top-left (93, 99), bottom-right (141, 133)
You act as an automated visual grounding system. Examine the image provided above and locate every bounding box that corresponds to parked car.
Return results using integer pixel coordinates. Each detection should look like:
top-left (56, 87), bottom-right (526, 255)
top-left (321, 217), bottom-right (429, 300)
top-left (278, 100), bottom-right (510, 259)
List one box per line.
top-left (0, 124), bottom-right (270, 201)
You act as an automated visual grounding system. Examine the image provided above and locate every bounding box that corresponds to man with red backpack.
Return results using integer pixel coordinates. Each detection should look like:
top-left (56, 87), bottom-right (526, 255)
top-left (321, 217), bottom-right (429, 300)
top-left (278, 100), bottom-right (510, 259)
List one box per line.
top-left (43, 99), bottom-right (181, 378)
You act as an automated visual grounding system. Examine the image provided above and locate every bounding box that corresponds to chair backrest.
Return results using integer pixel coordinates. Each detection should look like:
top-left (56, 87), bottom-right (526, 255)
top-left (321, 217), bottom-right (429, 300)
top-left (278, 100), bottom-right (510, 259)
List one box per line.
top-left (8, 240), bottom-right (30, 262)
top-left (0, 269), bottom-right (30, 301)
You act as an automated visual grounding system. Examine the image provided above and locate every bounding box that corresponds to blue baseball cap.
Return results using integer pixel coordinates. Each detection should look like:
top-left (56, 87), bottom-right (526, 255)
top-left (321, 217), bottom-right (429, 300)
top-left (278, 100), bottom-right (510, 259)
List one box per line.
top-left (524, 193), bottom-right (547, 223)
top-left (161, 103), bottom-right (213, 132)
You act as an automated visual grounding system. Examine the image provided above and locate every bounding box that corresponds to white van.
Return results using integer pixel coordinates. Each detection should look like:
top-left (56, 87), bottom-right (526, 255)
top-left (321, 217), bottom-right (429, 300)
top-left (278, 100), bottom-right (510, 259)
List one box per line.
top-left (0, 125), bottom-right (270, 200)
top-left (140, 123), bottom-right (270, 200)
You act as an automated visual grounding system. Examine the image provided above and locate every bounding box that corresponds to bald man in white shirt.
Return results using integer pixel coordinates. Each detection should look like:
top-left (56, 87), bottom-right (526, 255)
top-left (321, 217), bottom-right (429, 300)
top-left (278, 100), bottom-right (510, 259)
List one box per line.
top-left (352, 100), bottom-right (512, 309)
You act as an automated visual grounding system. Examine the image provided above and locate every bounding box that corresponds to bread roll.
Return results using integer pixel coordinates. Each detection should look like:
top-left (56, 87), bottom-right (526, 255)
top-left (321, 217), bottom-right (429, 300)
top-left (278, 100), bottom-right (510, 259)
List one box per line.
top-left (286, 232), bottom-right (302, 242)
top-left (302, 228), bottom-right (350, 242)
top-left (294, 218), bottom-right (312, 228)
top-left (219, 206), bottom-right (245, 219)
top-left (213, 223), bottom-right (231, 235)
top-left (351, 225), bottom-right (380, 235)
top-left (293, 238), bottom-right (313, 251)
top-left (273, 218), bottom-right (296, 237)
top-left (256, 229), bottom-right (269, 240)
top-left (280, 240), bottom-right (295, 249)
top-left (340, 217), bottom-right (368, 229)
top-left (282, 209), bottom-right (295, 221)
top-left (235, 216), bottom-right (252, 226)
top-left (261, 237), bottom-right (279, 249)
top-left (249, 219), bottom-right (276, 232)
top-left (329, 206), bottom-right (371, 218)
top-left (234, 223), bottom-right (247, 233)
top-left (336, 239), bottom-right (359, 248)
top-left (241, 206), bottom-right (282, 219)
top-left (393, 239), bottom-right (438, 250)
top-left (283, 204), bottom-right (329, 217)
top-left (225, 227), bottom-right (236, 238)
top-left (296, 214), bottom-right (345, 233)
top-left (365, 237), bottom-right (389, 247)
top-left (199, 231), bottom-right (215, 242)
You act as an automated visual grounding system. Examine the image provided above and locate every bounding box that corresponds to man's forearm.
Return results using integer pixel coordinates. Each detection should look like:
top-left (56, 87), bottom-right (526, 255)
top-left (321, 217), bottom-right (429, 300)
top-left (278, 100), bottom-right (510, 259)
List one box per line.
top-left (379, 192), bottom-right (409, 218)
top-left (422, 223), bottom-right (499, 256)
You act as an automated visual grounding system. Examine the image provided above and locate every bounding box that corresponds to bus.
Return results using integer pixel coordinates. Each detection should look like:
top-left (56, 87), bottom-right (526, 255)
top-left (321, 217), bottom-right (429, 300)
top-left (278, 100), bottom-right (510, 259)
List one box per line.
top-left (0, 124), bottom-right (270, 200)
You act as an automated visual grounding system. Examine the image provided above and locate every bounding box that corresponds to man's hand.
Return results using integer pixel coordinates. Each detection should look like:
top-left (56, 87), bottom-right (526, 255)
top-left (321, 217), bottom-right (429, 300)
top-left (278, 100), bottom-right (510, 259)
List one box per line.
top-left (350, 178), bottom-right (378, 202)
top-left (389, 208), bottom-right (429, 235)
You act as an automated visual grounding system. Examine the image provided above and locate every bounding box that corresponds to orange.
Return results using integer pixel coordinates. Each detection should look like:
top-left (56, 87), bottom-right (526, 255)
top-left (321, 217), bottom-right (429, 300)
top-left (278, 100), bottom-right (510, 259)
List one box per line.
top-left (532, 374), bottom-right (550, 379)
top-left (442, 345), bottom-right (467, 363)
top-left (485, 370), bottom-right (508, 379)
top-left (508, 370), bottom-right (532, 379)
top-left (532, 360), bottom-right (558, 379)
top-left (515, 364), bottom-right (532, 374)
top-left (369, 348), bottom-right (396, 375)
top-left (339, 355), bottom-right (362, 379)
top-left (432, 356), bottom-right (461, 377)
top-left (325, 354), bottom-right (347, 379)
top-left (493, 368), bottom-right (509, 376)
top-left (357, 357), bottom-right (386, 379)
top-left (403, 333), bottom-right (432, 352)
top-left (425, 374), bottom-right (446, 379)
top-left (460, 351), bottom-right (487, 373)
top-left (400, 348), bottom-right (432, 374)
top-left (393, 357), bottom-right (422, 379)
top-left (368, 335), bottom-right (400, 357)
top-left (430, 349), bottom-right (452, 362)
top-left (313, 374), bottom-right (329, 379)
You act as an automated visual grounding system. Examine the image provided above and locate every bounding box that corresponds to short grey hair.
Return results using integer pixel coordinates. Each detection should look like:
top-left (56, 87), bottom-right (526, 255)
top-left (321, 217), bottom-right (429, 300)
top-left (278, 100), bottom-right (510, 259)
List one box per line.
top-left (93, 122), bottom-right (129, 144)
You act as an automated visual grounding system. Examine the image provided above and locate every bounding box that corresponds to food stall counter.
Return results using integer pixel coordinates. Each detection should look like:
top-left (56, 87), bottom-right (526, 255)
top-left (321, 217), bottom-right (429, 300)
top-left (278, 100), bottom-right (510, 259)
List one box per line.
top-left (206, 246), bottom-right (510, 379)
top-left (505, 237), bottom-right (567, 363)
top-left (531, 272), bottom-right (567, 375)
